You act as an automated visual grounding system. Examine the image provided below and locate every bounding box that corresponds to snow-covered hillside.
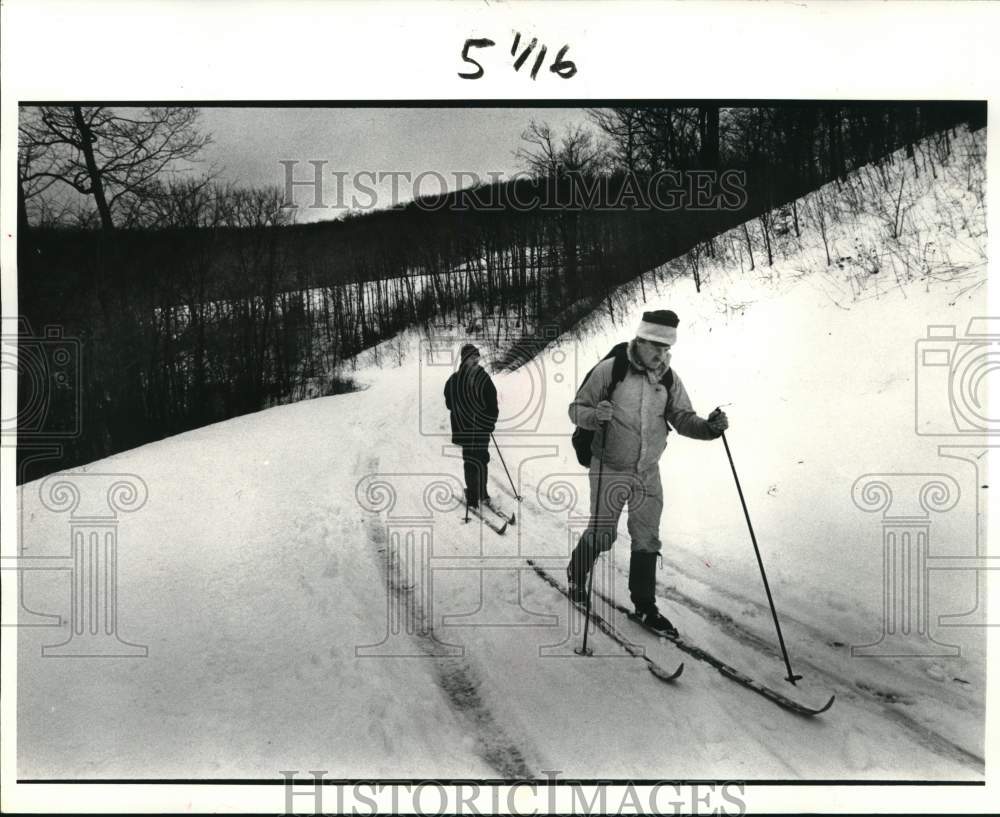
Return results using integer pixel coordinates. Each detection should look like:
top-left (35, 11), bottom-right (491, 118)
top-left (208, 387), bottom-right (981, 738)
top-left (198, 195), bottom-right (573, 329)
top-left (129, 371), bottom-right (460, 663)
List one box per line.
top-left (16, 126), bottom-right (987, 780)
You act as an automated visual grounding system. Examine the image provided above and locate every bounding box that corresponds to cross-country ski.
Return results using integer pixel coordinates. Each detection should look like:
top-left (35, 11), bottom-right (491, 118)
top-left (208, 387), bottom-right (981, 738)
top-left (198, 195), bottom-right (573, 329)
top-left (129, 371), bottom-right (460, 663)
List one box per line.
top-left (595, 585), bottom-right (835, 716)
top-left (482, 496), bottom-right (516, 526)
top-left (454, 493), bottom-right (509, 535)
top-left (527, 560), bottom-right (684, 682)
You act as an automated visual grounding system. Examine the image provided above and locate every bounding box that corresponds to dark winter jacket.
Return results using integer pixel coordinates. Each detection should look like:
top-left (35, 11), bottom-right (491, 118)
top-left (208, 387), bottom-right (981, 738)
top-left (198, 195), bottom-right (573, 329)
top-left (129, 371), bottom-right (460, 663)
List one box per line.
top-left (444, 365), bottom-right (499, 448)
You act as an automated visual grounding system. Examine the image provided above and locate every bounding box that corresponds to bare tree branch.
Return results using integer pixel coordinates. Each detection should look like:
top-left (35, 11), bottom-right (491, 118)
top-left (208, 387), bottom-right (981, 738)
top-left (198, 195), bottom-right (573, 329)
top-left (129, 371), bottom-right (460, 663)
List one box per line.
top-left (18, 105), bottom-right (212, 229)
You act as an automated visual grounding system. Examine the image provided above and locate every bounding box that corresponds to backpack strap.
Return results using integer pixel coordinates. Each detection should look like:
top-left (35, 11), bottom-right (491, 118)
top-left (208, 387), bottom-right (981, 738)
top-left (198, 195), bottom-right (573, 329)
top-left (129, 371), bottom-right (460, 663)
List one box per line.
top-left (661, 368), bottom-right (675, 429)
top-left (578, 341), bottom-right (631, 401)
top-left (606, 342), bottom-right (630, 400)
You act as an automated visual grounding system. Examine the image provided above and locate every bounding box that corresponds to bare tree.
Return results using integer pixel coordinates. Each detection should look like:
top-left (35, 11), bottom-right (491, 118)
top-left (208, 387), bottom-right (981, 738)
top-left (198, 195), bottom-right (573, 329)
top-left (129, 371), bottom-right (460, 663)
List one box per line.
top-left (699, 105), bottom-right (720, 169)
top-left (587, 108), bottom-right (643, 171)
top-left (142, 176), bottom-right (220, 229)
top-left (516, 120), bottom-right (604, 177)
top-left (18, 105), bottom-right (211, 230)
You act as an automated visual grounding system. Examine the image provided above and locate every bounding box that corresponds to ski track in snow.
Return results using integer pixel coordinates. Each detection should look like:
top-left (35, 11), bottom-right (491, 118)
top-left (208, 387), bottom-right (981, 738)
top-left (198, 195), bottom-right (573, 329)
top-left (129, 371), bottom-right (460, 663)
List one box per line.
top-left (617, 563), bottom-right (983, 773)
top-left (361, 458), bottom-right (535, 779)
top-left (633, 563), bottom-right (985, 771)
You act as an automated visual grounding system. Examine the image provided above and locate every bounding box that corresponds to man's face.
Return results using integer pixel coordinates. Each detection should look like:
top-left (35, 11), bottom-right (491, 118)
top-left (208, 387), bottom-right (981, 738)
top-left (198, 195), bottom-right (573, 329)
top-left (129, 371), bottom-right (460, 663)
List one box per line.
top-left (462, 353), bottom-right (481, 370)
top-left (635, 337), bottom-right (672, 369)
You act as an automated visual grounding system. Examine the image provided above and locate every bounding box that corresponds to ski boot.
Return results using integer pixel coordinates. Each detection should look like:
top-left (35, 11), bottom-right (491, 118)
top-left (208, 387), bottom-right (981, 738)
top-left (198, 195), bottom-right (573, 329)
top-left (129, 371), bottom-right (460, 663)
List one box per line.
top-left (629, 550), bottom-right (679, 638)
top-left (632, 605), bottom-right (679, 639)
top-left (566, 535), bottom-right (600, 604)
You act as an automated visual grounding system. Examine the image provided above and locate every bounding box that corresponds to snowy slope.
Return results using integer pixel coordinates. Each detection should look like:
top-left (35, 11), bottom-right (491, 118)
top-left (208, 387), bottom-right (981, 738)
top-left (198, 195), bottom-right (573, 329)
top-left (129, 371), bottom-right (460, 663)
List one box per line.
top-left (17, 126), bottom-right (987, 780)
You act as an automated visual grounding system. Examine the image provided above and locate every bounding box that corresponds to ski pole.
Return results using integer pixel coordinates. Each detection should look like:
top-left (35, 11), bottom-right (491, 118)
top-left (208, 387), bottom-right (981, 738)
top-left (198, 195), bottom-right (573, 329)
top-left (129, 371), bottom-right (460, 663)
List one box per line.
top-left (720, 425), bottom-right (802, 685)
top-left (464, 481), bottom-right (470, 523)
top-left (576, 420), bottom-right (608, 657)
top-left (491, 433), bottom-right (522, 501)
top-left (577, 558), bottom-right (596, 657)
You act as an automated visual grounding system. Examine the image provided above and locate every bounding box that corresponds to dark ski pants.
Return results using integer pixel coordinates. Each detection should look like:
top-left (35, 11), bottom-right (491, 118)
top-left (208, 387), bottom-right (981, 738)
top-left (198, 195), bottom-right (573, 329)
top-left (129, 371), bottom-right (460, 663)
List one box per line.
top-left (462, 445), bottom-right (490, 507)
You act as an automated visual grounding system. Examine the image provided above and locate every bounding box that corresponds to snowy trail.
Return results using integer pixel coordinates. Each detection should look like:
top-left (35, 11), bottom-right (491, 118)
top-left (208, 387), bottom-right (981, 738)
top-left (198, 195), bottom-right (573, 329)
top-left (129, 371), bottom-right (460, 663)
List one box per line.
top-left (359, 456), bottom-right (537, 779)
top-left (17, 397), bottom-right (499, 779)
top-left (16, 314), bottom-right (984, 780)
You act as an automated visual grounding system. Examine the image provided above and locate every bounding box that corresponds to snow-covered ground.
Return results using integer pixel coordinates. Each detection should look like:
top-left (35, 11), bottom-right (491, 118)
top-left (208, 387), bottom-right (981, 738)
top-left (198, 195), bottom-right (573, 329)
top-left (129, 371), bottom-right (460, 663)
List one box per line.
top-left (16, 126), bottom-right (987, 780)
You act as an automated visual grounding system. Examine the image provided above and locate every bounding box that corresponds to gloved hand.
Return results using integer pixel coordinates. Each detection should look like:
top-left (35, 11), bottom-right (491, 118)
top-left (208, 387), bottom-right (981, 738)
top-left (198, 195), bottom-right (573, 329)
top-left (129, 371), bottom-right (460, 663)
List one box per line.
top-left (707, 407), bottom-right (729, 434)
top-left (595, 400), bottom-right (615, 423)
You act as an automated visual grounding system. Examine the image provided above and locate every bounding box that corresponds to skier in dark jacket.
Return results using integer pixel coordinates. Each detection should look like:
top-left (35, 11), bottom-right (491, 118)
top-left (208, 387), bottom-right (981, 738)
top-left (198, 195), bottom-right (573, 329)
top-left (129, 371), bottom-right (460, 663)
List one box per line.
top-left (444, 344), bottom-right (499, 509)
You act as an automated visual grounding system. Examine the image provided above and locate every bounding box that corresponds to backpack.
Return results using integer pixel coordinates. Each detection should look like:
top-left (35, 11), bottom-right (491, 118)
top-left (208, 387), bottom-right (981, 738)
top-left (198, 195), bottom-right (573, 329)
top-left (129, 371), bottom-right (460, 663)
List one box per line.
top-left (570, 342), bottom-right (674, 467)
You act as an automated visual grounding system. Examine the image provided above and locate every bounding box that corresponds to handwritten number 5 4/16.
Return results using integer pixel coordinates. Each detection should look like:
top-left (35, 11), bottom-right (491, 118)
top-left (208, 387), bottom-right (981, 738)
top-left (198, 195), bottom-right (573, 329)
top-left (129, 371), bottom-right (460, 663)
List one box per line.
top-left (458, 35), bottom-right (577, 80)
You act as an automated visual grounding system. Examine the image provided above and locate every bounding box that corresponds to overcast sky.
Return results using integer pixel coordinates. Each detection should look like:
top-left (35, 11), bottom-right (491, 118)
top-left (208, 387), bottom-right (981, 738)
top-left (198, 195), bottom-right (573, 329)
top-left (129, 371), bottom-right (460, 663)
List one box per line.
top-left (196, 107), bottom-right (594, 222)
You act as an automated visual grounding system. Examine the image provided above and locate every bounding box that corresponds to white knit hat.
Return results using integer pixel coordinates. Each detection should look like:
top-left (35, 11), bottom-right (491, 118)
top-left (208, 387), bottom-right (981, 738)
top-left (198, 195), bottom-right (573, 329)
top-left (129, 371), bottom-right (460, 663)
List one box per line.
top-left (635, 310), bottom-right (679, 345)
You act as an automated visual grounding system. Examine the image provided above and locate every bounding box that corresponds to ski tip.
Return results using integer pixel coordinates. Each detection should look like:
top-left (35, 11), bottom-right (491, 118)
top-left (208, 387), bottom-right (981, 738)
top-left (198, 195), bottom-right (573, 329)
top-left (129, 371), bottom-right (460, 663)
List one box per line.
top-left (509, 513), bottom-right (516, 525)
top-left (794, 693), bottom-right (836, 716)
top-left (648, 661), bottom-right (684, 682)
